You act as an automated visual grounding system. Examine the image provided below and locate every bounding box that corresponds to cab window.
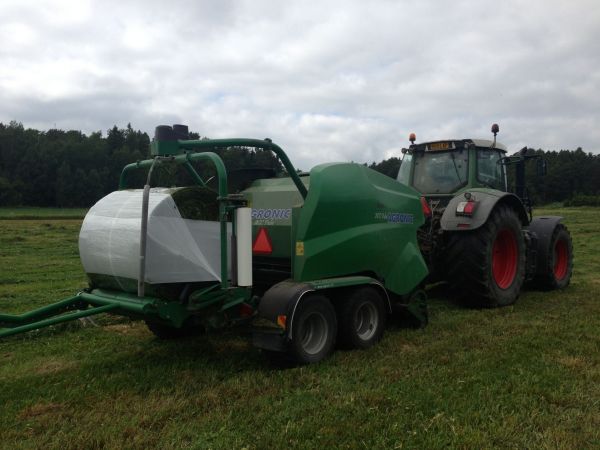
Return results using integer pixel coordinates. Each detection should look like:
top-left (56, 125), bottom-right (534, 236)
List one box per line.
top-left (412, 151), bottom-right (468, 194)
top-left (477, 150), bottom-right (505, 190)
top-left (397, 153), bottom-right (412, 185)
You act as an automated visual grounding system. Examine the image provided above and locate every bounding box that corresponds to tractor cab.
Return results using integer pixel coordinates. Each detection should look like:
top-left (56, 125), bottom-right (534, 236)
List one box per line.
top-left (397, 137), bottom-right (508, 200)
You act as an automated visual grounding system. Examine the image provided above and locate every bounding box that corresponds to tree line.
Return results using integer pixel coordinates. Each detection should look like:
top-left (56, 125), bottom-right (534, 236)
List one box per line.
top-left (0, 121), bottom-right (281, 207)
top-left (1, 121), bottom-right (598, 207)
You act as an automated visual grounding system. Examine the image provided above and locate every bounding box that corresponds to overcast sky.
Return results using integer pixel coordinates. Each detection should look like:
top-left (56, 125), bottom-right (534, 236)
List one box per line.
top-left (1, 0), bottom-right (599, 169)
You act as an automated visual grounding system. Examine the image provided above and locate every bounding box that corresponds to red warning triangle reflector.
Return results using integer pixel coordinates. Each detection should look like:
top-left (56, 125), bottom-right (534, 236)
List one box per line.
top-left (252, 227), bottom-right (273, 255)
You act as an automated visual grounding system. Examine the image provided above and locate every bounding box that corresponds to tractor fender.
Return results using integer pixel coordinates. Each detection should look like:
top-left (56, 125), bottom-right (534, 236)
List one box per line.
top-left (440, 190), bottom-right (529, 231)
top-left (525, 216), bottom-right (563, 276)
top-left (252, 278), bottom-right (390, 352)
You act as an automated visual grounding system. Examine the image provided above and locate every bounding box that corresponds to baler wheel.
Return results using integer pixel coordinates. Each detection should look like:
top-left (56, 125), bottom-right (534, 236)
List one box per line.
top-left (289, 295), bottom-right (337, 364)
top-left (534, 223), bottom-right (573, 290)
top-left (445, 204), bottom-right (526, 307)
top-left (337, 287), bottom-right (387, 349)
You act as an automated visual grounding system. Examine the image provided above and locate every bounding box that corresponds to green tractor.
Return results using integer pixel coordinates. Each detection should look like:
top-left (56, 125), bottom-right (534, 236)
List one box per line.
top-left (396, 124), bottom-right (574, 307)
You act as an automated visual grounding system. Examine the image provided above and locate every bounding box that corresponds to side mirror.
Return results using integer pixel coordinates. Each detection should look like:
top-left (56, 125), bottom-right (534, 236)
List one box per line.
top-left (536, 158), bottom-right (547, 176)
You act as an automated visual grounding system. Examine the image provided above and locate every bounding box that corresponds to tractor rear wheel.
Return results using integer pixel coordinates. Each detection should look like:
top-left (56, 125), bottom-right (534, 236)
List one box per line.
top-left (289, 295), bottom-right (337, 364)
top-left (534, 224), bottom-right (573, 290)
top-left (338, 287), bottom-right (387, 349)
top-left (445, 204), bottom-right (526, 307)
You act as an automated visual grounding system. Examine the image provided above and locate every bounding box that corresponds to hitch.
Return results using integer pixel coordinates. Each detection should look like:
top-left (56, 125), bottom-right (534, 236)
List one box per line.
top-left (0, 290), bottom-right (172, 339)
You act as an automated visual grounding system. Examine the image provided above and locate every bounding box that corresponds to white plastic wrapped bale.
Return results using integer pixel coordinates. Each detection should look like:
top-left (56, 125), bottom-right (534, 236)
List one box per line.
top-left (79, 188), bottom-right (231, 290)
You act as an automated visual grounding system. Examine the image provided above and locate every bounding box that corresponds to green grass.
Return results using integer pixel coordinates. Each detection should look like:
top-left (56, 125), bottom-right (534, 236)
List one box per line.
top-left (1, 207), bottom-right (599, 449)
top-left (0, 207), bottom-right (88, 220)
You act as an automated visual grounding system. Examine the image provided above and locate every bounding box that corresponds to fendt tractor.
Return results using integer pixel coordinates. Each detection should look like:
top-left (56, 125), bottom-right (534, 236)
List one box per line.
top-left (0, 124), bottom-right (573, 364)
top-left (399, 124), bottom-right (573, 307)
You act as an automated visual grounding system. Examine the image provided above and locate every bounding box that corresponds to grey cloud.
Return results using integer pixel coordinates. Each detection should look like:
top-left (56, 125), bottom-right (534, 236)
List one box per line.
top-left (1, 0), bottom-right (599, 170)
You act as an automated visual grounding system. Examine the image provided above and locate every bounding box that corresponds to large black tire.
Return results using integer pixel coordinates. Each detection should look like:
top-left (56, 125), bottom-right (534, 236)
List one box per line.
top-left (445, 204), bottom-right (526, 307)
top-left (145, 320), bottom-right (201, 340)
top-left (289, 295), bottom-right (337, 364)
top-left (338, 287), bottom-right (387, 349)
top-left (533, 224), bottom-right (573, 290)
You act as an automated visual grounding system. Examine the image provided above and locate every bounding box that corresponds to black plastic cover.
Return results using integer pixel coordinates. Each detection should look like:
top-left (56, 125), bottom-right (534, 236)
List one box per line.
top-left (154, 125), bottom-right (176, 141)
top-left (172, 124), bottom-right (189, 140)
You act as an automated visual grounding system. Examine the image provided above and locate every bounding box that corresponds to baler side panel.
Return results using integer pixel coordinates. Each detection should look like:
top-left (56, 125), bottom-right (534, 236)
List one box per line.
top-left (243, 177), bottom-right (308, 259)
top-left (293, 163), bottom-right (428, 295)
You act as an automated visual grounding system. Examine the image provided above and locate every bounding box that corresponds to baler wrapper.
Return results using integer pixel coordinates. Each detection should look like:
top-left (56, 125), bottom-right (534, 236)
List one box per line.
top-left (79, 188), bottom-right (231, 288)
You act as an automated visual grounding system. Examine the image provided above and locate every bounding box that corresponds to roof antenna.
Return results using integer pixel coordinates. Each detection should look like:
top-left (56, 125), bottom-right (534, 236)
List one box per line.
top-left (491, 123), bottom-right (499, 148)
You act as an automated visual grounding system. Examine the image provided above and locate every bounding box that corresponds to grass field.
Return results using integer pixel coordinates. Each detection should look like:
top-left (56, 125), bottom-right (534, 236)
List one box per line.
top-left (0, 207), bottom-right (599, 449)
top-left (0, 207), bottom-right (88, 220)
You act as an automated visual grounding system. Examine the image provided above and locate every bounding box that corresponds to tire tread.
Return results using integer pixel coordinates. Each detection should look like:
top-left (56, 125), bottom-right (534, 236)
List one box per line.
top-left (444, 204), bottom-right (526, 307)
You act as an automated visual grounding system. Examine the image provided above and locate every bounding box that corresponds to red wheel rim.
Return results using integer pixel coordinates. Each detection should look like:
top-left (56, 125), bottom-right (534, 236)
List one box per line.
top-left (492, 228), bottom-right (518, 289)
top-left (553, 239), bottom-right (569, 280)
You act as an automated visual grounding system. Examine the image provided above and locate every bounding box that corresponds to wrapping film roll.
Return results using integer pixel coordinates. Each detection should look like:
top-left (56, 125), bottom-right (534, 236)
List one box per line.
top-left (235, 207), bottom-right (252, 287)
top-left (79, 188), bottom-right (232, 289)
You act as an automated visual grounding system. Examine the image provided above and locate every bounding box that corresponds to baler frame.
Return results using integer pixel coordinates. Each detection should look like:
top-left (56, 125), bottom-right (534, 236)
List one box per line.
top-left (2, 128), bottom-right (430, 365)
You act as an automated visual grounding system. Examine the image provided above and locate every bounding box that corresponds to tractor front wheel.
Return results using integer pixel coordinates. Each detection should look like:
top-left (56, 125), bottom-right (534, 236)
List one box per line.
top-left (445, 204), bottom-right (526, 307)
